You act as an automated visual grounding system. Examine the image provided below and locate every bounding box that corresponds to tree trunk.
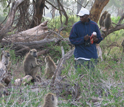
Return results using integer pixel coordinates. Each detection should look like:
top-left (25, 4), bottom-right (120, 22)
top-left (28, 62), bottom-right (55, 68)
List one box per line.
top-left (30, 0), bottom-right (46, 28)
top-left (57, 0), bottom-right (68, 25)
top-left (0, 0), bottom-right (26, 42)
top-left (90, 0), bottom-right (110, 23)
top-left (7, 21), bottom-right (48, 42)
top-left (90, 0), bottom-right (110, 61)
top-left (51, 0), bottom-right (56, 18)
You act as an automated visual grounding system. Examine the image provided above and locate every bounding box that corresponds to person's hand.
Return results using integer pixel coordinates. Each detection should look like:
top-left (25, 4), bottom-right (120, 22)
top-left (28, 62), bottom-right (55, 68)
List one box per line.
top-left (92, 35), bottom-right (98, 42)
top-left (84, 35), bottom-right (90, 41)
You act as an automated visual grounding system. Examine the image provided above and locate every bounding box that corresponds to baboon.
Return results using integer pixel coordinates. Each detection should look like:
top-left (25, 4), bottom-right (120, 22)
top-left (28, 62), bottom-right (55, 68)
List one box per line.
top-left (1, 50), bottom-right (10, 68)
top-left (0, 51), bottom-right (10, 82)
top-left (104, 13), bottom-right (111, 31)
top-left (44, 55), bottom-right (56, 79)
top-left (23, 49), bottom-right (40, 81)
top-left (42, 93), bottom-right (58, 107)
top-left (99, 11), bottom-right (108, 28)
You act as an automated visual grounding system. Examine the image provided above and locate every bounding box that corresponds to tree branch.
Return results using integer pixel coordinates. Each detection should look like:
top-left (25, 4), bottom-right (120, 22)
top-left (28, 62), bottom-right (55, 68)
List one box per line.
top-left (51, 49), bottom-right (74, 85)
top-left (103, 14), bottom-right (124, 38)
top-left (57, 0), bottom-right (68, 25)
top-left (46, 0), bottom-right (62, 11)
top-left (0, 0), bottom-right (26, 42)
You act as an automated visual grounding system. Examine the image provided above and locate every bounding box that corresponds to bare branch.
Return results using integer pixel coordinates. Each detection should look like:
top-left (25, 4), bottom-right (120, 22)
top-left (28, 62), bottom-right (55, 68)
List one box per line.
top-left (57, 0), bottom-right (68, 25)
top-left (84, 0), bottom-right (89, 8)
top-left (102, 13), bottom-right (124, 38)
top-left (51, 48), bottom-right (74, 84)
top-left (0, 0), bottom-right (26, 42)
top-left (46, 0), bottom-right (62, 11)
top-left (117, 13), bottom-right (124, 25)
top-left (61, 46), bottom-right (65, 58)
top-left (14, 38), bottom-right (59, 47)
top-left (105, 24), bottom-right (124, 38)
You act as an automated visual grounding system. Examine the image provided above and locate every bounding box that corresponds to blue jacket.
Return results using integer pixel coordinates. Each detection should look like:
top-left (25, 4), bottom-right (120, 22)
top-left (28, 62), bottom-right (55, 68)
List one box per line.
top-left (69, 19), bottom-right (103, 59)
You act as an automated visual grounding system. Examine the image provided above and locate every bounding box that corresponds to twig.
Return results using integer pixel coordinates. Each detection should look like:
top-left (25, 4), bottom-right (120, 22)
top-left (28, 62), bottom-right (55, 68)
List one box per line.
top-left (50, 49), bottom-right (74, 85)
top-left (61, 46), bottom-right (65, 58)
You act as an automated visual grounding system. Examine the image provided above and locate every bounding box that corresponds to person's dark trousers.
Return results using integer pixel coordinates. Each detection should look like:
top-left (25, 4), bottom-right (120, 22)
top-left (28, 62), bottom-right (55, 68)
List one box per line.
top-left (74, 59), bottom-right (97, 73)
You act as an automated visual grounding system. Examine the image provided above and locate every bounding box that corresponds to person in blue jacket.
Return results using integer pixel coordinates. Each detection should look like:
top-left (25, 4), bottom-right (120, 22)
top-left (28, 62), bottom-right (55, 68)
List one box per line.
top-left (69, 8), bottom-right (103, 71)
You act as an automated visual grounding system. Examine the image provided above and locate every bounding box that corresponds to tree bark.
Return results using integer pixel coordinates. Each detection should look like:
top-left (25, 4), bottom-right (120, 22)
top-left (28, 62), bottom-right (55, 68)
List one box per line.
top-left (51, 48), bottom-right (74, 84)
top-left (6, 21), bottom-right (48, 42)
top-left (103, 13), bottom-right (124, 38)
top-left (51, 0), bottom-right (56, 18)
top-left (30, 0), bottom-right (46, 28)
top-left (0, 0), bottom-right (26, 42)
top-left (57, 0), bottom-right (68, 25)
top-left (90, 0), bottom-right (110, 23)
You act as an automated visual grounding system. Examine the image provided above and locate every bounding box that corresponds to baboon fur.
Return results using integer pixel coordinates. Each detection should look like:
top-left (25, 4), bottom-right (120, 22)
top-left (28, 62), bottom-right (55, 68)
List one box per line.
top-left (42, 93), bottom-right (58, 107)
top-left (1, 50), bottom-right (11, 70)
top-left (99, 11), bottom-right (108, 28)
top-left (44, 55), bottom-right (56, 79)
top-left (23, 49), bottom-right (40, 81)
top-left (104, 13), bottom-right (111, 31)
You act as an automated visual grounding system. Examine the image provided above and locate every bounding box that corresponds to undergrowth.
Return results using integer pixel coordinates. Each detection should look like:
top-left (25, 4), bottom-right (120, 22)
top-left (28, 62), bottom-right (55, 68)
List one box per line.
top-left (0, 49), bottom-right (124, 107)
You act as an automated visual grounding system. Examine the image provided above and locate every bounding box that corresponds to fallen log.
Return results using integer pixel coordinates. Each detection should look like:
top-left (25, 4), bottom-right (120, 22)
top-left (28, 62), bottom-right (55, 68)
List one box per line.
top-left (0, 38), bottom-right (60, 56)
top-left (5, 21), bottom-right (49, 42)
top-left (0, 0), bottom-right (28, 42)
top-left (14, 75), bottom-right (32, 86)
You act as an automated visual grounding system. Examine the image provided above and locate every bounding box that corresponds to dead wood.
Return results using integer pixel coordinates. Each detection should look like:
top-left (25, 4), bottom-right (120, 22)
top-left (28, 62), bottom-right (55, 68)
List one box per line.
top-left (14, 75), bottom-right (32, 86)
top-left (1, 38), bottom-right (61, 56)
top-left (5, 21), bottom-right (48, 42)
top-left (57, 0), bottom-right (68, 25)
top-left (37, 49), bottom-right (50, 56)
top-left (51, 48), bottom-right (74, 85)
top-left (50, 79), bottom-right (81, 100)
top-left (14, 38), bottom-right (59, 48)
top-left (30, 0), bottom-right (46, 28)
top-left (56, 49), bottom-right (74, 77)
top-left (96, 44), bottom-right (103, 61)
top-left (0, 0), bottom-right (26, 42)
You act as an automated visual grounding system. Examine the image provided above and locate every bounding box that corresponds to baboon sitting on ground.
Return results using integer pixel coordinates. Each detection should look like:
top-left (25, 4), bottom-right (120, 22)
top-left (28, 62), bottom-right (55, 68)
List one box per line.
top-left (44, 55), bottom-right (56, 79)
top-left (23, 49), bottom-right (40, 82)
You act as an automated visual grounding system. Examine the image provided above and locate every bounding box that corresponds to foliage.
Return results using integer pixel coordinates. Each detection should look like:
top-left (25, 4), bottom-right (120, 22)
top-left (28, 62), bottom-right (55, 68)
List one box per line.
top-left (111, 16), bottom-right (122, 24)
top-left (48, 15), bottom-right (79, 33)
top-left (44, 40), bottom-right (71, 63)
top-left (0, 0), bottom-right (9, 16)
